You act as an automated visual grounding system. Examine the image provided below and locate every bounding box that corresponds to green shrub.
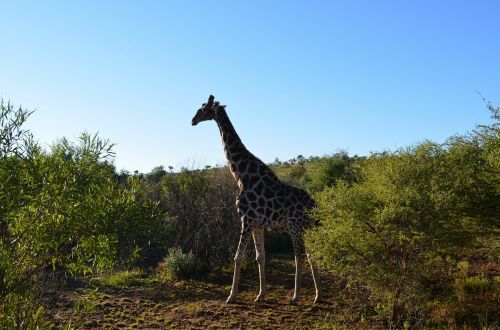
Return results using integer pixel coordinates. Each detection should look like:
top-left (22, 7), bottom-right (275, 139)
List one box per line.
top-left (306, 104), bottom-right (499, 328)
top-left (308, 152), bottom-right (360, 191)
top-left (1, 100), bottom-right (167, 327)
top-left (159, 247), bottom-right (202, 280)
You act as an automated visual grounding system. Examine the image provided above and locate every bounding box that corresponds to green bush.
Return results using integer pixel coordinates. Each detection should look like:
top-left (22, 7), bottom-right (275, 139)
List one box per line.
top-left (159, 247), bottom-right (202, 280)
top-left (308, 152), bottom-right (360, 191)
top-left (5, 132), bottom-right (167, 276)
top-left (0, 100), bottom-right (167, 327)
top-left (306, 104), bottom-right (499, 328)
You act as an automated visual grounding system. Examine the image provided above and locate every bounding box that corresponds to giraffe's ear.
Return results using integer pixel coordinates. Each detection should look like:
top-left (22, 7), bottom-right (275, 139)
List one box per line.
top-left (207, 95), bottom-right (215, 106)
top-left (220, 105), bottom-right (226, 109)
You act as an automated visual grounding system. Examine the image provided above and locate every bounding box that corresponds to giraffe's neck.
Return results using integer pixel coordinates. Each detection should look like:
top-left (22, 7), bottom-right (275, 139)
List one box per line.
top-left (215, 107), bottom-right (247, 165)
top-left (214, 107), bottom-right (280, 190)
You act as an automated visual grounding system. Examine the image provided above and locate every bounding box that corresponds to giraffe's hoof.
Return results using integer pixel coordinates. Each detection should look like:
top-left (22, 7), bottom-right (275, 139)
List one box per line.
top-left (290, 297), bottom-right (299, 305)
top-left (314, 295), bottom-right (323, 304)
top-left (254, 294), bottom-right (265, 303)
top-left (226, 296), bottom-right (236, 304)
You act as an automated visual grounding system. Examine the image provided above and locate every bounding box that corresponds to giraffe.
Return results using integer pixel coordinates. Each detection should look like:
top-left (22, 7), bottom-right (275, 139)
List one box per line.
top-left (192, 95), bottom-right (322, 304)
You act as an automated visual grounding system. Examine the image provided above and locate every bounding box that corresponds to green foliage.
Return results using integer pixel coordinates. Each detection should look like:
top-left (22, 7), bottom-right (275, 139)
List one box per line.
top-left (457, 261), bottom-right (496, 293)
top-left (308, 151), bottom-right (360, 191)
top-left (0, 100), bottom-right (166, 327)
top-left (147, 165), bottom-right (167, 183)
top-left (158, 247), bottom-right (202, 280)
top-left (4, 133), bottom-right (166, 276)
top-left (271, 152), bottom-right (362, 192)
top-left (306, 104), bottom-right (499, 328)
top-left (0, 100), bottom-right (34, 158)
top-left (287, 163), bottom-right (308, 186)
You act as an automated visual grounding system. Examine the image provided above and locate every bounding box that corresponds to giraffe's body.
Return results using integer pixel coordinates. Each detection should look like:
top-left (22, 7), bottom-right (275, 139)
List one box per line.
top-left (192, 95), bottom-right (322, 304)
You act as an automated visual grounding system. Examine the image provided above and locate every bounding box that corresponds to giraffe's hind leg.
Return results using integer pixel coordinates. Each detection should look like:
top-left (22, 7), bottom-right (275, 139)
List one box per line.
top-left (226, 225), bottom-right (251, 304)
top-left (252, 228), bottom-right (266, 302)
top-left (306, 252), bottom-right (323, 303)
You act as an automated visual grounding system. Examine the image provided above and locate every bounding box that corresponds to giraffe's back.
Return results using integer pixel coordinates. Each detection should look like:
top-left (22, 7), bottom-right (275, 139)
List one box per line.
top-left (280, 183), bottom-right (317, 229)
top-left (236, 179), bottom-right (317, 230)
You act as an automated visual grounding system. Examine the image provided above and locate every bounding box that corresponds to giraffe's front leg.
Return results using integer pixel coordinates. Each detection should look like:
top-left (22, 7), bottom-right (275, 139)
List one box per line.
top-left (290, 235), bottom-right (305, 305)
top-left (226, 226), bottom-right (251, 304)
top-left (252, 228), bottom-right (266, 302)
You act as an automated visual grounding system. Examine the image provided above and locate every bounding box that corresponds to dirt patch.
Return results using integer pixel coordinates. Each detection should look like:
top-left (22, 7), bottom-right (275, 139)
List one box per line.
top-left (45, 256), bottom-right (379, 329)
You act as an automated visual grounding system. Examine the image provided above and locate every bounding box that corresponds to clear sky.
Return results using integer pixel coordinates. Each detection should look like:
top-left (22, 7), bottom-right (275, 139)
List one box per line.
top-left (1, 1), bottom-right (499, 173)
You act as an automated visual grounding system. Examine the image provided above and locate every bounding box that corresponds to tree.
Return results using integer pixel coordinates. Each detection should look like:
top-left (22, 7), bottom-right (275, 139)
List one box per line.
top-left (147, 165), bottom-right (167, 182)
top-left (0, 101), bottom-right (167, 327)
top-left (306, 104), bottom-right (499, 327)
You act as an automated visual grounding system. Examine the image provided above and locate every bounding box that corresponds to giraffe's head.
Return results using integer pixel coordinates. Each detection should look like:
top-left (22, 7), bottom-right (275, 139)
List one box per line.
top-left (192, 95), bottom-right (225, 126)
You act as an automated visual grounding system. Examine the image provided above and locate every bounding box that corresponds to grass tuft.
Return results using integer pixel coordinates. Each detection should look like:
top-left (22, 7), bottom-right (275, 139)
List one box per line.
top-left (92, 269), bottom-right (145, 288)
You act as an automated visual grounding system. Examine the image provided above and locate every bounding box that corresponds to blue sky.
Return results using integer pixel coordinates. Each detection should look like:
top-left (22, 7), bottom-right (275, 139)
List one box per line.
top-left (1, 1), bottom-right (499, 173)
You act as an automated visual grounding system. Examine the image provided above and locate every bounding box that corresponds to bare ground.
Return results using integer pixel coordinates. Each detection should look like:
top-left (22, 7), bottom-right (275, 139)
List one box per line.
top-left (45, 256), bottom-right (380, 329)
top-left (44, 250), bottom-right (499, 329)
